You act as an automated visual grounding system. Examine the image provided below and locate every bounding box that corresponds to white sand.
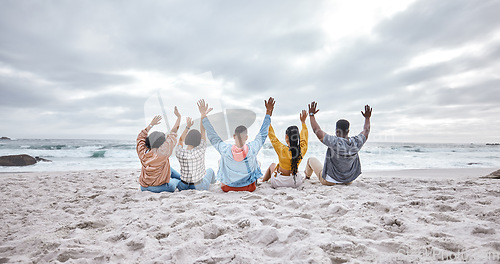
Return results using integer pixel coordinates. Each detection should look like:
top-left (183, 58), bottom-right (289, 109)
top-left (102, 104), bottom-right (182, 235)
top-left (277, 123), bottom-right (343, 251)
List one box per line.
top-left (0, 168), bottom-right (499, 263)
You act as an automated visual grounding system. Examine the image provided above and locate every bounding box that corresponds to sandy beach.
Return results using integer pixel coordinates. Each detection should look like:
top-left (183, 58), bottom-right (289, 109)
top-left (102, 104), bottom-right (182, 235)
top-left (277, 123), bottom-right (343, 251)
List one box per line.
top-left (0, 168), bottom-right (499, 263)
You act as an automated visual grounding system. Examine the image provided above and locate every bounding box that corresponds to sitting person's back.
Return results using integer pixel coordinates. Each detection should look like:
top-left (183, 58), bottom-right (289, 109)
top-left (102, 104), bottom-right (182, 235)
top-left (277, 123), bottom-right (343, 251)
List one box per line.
top-left (199, 98), bottom-right (275, 192)
top-left (137, 112), bottom-right (183, 193)
top-left (305, 102), bottom-right (372, 185)
top-left (322, 130), bottom-right (365, 183)
top-left (137, 130), bottom-right (176, 187)
top-left (262, 109), bottom-right (309, 188)
top-left (175, 112), bottom-right (216, 191)
top-left (215, 126), bottom-right (266, 189)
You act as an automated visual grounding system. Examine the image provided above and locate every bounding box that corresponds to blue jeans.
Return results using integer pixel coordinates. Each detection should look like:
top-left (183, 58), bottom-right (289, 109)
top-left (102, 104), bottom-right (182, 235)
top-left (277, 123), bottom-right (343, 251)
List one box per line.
top-left (177, 168), bottom-right (216, 191)
top-left (140, 167), bottom-right (181, 193)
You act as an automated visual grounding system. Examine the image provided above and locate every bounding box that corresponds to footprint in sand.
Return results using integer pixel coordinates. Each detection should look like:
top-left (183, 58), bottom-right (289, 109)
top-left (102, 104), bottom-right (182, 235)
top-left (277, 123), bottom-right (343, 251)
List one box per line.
top-left (434, 204), bottom-right (455, 212)
top-left (435, 195), bottom-right (454, 201)
top-left (237, 219), bottom-right (252, 229)
top-left (247, 226), bottom-right (279, 245)
top-left (56, 250), bottom-right (100, 263)
top-left (430, 232), bottom-right (450, 238)
top-left (409, 200), bottom-right (424, 206)
top-left (327, 204), bottom-right (349, 216)
top-left (472, 227), bottom-right (496, 236)
top-left (286, 228), bottom-right (309, 242)
top-left (126, 241), bottom-right (145, 251)
top-left (106, 232), bottom-right (130, 242)
top-left (380, 215), bottom-right (406, 233)
top-left (203, 224), bottom-right (227, 239)
top-left (74, 220), bottom-right (106, 229)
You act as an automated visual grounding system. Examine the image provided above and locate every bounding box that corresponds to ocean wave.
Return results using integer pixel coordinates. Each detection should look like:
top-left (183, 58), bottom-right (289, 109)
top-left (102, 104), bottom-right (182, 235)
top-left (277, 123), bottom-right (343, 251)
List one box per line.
top-left (28, 144), bottom-right (69, 150)
top-left (99, 144), bottom-right (135, 150)
top-left (407, 148), bottom-right (423, 153)
top-left (2, 139), bottom-right (500, 172)
top-left (90, 150), bottom-right (106, 158)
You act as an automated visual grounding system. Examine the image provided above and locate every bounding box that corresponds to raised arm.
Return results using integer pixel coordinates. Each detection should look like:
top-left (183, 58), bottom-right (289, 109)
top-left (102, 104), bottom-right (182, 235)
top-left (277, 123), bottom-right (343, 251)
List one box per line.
top-left (198, 99), bottom-right (213, 120)
top-left (198, 100), bottom-right (209, 140)
top-left (178, 117), bottom-right (194, 146)
top-left (361, 105), bottom-right (372, 140)
top-left (170, 106), bottom-right (182, 133)
top-left (268, 124), bottom-right (286, 153)
top-left (137, 115), bottom-right (162, 157)
top-left (308, 101), bottom-right (326, 142)
top-left (198, 99), bottom-right (228, 153)
top-left (299, 110), bottom-right (309, 156)
top-left (248, 97), bottom-right (274, 154)
top-left (265, 97), bottom-right (275, 116)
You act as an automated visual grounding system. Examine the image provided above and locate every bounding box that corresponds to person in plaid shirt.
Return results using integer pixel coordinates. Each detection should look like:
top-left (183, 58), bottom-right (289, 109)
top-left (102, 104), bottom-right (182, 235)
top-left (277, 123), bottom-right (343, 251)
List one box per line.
top-left (175, 100), bottom-right (216, 191)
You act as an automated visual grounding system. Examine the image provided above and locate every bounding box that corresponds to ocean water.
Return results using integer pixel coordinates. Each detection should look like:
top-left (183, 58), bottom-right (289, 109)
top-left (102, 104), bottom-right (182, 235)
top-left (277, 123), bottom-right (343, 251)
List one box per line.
top-left (1, 139), bottom-right (499, 173)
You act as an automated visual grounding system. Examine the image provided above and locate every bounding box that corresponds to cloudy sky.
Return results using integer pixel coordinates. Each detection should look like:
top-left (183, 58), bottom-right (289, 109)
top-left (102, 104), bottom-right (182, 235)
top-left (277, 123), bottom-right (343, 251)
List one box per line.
top-left (1, 0), bottom-right (499, 143)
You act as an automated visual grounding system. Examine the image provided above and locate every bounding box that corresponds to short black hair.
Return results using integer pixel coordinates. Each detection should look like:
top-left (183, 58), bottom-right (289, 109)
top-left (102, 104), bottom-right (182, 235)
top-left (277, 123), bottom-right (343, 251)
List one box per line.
top-left (336, 119), bottom-right (350, 133)
top-left (185, 129), bottom-right (202, 147)
top-left (234, 125), bottom-right (247, 135)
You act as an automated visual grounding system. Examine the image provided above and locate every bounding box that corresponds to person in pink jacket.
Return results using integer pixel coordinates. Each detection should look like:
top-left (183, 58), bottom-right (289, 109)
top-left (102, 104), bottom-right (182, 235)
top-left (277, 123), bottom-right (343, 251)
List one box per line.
top-left (136, 108), bottom-right (182, 193)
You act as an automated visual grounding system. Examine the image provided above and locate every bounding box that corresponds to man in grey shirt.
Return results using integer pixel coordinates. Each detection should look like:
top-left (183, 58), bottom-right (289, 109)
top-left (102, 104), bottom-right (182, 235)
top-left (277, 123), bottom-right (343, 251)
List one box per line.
top-left (304, 102), bottom-right (372, 185)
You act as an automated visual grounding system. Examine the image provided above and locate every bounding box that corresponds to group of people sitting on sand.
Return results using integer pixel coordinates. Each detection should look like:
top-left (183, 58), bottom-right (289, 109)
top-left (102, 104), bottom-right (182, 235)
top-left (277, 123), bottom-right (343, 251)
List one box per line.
top-left (136, 97), bottom-right (372, 193)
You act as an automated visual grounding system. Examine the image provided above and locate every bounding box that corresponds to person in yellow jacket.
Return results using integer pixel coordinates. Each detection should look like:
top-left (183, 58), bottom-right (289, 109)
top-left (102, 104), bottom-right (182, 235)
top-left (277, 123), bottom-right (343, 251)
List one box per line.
top-left (262, 109), bottom-right (308, 188)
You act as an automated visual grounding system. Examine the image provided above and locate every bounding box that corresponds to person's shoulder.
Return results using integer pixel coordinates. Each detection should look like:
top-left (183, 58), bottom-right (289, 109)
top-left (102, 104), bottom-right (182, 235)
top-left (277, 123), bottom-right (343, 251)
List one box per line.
top-left (175, 145), bottom-right (185, 153)
top-left (354, 133), bottom-right (366, 141)
top-left (196, 140), bottom-right (208, 151)
top-left (323, 133), bottom-right (337, 143)
top-left (350, 133), bottom-right (366, 145)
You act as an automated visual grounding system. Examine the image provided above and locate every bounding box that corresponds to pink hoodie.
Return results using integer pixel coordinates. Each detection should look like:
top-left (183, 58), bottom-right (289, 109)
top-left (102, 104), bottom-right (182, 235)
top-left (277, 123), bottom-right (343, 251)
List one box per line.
top-left (231, 144), bottom-right (249, 162)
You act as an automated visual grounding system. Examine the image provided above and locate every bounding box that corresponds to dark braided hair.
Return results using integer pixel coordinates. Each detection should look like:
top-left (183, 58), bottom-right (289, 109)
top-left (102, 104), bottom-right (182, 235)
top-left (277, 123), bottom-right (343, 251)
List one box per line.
top-left (286, 126), bottom-right (301, 176)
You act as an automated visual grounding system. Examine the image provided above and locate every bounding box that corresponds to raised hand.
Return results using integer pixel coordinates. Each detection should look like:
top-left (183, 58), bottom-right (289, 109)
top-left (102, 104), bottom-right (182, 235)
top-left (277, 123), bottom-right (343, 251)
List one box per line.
top-left (300, 110), bottom-right (307, 123)
top-left (308, 101), bottom-right (319, 115)
top-left (197, 99), bottom-right (213, 118)
top-left (149, 115), bottom-right (162, 127)
top-left (361, 105), bottom-right (372, 119)
top-left (265, 97), bottom-right (275, 116)
top-left (174, 106), bottom-right (181, 118)
top-left (186, 117), bottom-right (194, 128)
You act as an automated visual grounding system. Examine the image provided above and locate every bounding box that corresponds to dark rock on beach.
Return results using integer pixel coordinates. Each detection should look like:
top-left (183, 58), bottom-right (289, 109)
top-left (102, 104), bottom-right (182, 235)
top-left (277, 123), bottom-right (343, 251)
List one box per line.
top-left (0, 154), bottom-right (36, 166)
top-left (0, 136), bottom-right (11, 140)
top-left (0, 154), bottom-right (52, 166)
top-left (35, 156), bottom-right (52, 162)
top-left (481, 169), bottom-right (500, 179)
top-left (488, 169), bottom-right (500, 179)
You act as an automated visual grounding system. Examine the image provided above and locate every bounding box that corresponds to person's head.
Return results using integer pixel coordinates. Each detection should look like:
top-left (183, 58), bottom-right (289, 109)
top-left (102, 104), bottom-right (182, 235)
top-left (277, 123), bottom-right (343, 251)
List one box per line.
top-left (233, 125), bottom-right (248, 148)
top-left (336, 119), bottom-right (350, 138)
top-left (146, 131), bottom-right (166, 149)
top-left (185, 129), bottom-right (202, 147)
top-left (285, 125), bottom-right (302, 175)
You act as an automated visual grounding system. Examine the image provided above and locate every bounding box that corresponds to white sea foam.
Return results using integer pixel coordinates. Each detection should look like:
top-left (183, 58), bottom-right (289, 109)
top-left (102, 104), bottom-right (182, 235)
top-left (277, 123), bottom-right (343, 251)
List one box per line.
top-left (1, 139), bottom-right (499, 172)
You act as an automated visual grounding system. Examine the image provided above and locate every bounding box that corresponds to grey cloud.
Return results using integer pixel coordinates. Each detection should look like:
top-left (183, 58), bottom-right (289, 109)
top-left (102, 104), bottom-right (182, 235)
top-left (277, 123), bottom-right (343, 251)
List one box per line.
top-left (396, 44), bottom-right (500, 86)
top-left (0, 79), bottom-right (56, 108)
top-left (1, 0), bottom-right (499, 141)
top-left (434, 79), bottom-right (500, 106)
top-left (377, 0), bottom-right (500, 48)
